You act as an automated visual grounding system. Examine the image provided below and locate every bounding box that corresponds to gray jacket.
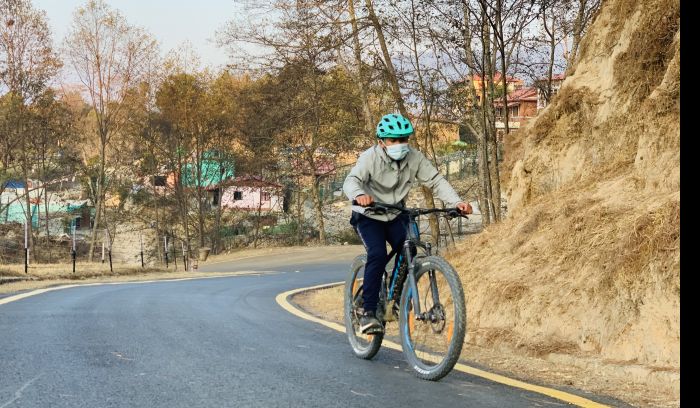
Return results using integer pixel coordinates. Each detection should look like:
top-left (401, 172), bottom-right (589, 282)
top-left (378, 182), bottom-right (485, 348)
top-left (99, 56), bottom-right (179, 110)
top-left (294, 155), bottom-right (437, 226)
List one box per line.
top-left (343, 144), bottom-right (463, 221)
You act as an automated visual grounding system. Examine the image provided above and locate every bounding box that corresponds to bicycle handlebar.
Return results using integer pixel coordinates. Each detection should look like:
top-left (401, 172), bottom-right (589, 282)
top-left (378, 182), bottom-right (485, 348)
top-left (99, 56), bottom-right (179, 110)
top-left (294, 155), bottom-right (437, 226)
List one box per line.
top-left (351, 200), bottom-right (468, 219)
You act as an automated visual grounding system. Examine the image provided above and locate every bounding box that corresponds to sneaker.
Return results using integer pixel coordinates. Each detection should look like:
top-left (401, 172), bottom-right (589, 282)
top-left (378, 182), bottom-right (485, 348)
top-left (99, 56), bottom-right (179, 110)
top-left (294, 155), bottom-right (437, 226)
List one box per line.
top-left (359, 310), bottom-right (384, 334)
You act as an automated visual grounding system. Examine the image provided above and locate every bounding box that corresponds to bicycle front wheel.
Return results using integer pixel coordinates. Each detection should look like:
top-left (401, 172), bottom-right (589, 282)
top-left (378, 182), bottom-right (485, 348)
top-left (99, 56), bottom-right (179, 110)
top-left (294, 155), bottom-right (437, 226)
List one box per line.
top-left (399, 256), bottom-right (466, 381)
top-left (344, 255), bottom-right (383, 359)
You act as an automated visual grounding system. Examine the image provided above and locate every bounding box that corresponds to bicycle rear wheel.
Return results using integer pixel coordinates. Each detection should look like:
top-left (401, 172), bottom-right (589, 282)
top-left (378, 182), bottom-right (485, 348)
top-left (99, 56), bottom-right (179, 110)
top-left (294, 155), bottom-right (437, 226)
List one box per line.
top-left (344, 255), bottom-right (383, 359)
top-left (399, 255), bottom-right (466, 380)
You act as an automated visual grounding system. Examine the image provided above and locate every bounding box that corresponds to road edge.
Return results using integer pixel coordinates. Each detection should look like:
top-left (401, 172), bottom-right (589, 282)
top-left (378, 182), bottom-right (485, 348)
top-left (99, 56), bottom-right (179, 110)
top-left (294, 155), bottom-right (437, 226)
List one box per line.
top-left (0, 273), bottom-right (264, 306)
top-left (275, 282), bottom-right (611, 408)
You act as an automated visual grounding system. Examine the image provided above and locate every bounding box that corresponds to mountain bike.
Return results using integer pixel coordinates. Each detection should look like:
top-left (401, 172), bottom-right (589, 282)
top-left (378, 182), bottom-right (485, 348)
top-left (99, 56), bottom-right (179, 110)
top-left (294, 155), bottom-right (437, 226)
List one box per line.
top-left (343, 201), bottom-right (467, 381)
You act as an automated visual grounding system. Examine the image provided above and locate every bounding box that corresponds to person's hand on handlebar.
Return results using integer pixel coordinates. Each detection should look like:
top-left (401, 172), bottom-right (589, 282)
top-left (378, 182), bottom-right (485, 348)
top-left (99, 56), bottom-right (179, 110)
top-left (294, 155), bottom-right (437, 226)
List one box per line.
top-left (354, 194), bottom-right (374, 207)
top-left (456, 202), bottom-right (472, 215)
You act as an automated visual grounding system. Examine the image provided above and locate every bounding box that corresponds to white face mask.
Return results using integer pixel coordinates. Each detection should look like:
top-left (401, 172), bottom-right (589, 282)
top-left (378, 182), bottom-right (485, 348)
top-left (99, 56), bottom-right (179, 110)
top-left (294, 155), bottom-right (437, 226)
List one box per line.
top-left (385, 143), bottom-right (410, 161)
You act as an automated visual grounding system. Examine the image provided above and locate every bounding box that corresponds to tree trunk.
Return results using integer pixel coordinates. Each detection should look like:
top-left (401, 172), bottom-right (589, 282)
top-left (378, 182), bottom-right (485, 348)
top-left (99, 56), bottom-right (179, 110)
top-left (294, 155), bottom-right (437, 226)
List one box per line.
top-left (364, 0), bottom-right (408, 118)
top-left (253, 190), bottom-right (263, 249)
top-left (41, 153), bottom-right (52, 262)
top-left (568, 0), bottom-right (586, 71)
top-left (365, 0), bottom-right (443, 242)
top-left (461, 2), bottom-right (480, 107)
top-left (486, 111), bottom-right (501, 221)
top-left (542, 8), bottom-right (556, 104)
top-left (153, 176), bottom-right (162, 263)
top-left (21, 135), bottom-right (35, 262)
top-left (460, 0), bottom-right (486, 202)
top-left (195, 135), bottom-right (205, 249)
top-left (482, 13), bottom-right (501, 222)
top-left (88, 140), bottom-right (106, 262)
top-left (407, 0), bottom-right (441, 245)
top-left (176, 146), bottom-right (191, 266)
top-left (496, 0), bottom-right (511, 138)
top-left (477, 13), bottom-right (492, 225)
top-left (214, 187), bottom-right (222, 254)
top-left (296, 187), bottom-right (304, 244)
top-left (347, 0), bottom-right (375, 137)
top-left (477, 112), bottom-right (491, 225)
top-left (311, 175), bottom-right (326, 244)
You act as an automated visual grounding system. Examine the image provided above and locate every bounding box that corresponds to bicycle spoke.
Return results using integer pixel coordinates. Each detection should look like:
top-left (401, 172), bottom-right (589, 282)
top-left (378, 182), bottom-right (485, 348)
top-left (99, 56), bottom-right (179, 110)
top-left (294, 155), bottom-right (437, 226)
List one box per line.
top-left (345, 257), bottom-right (384, 359)
top-left (400, 256), bottom-right (466, 380)
top-left (409, 270), bottom-right (454, 362)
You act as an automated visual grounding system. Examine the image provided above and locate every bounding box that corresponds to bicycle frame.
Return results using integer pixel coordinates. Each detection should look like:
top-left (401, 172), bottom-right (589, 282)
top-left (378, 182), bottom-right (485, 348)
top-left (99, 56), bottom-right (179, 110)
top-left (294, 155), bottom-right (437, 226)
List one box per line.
top-left (355, 200), bottom-right (466, 322)
top-left (347, 201), bottom-right (468, 380)
top-left (389, 209), bottom-right (453, 320)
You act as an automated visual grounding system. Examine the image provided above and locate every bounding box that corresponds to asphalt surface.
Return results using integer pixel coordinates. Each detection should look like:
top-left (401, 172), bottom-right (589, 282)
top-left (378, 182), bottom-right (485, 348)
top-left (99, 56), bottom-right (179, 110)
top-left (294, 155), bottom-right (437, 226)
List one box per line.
top-left (0, 247), bottom-right (628, 407)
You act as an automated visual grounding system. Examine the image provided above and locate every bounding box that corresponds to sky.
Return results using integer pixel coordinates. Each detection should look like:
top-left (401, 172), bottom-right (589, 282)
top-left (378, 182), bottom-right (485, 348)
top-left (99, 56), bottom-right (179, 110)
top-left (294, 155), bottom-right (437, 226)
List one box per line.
top-left (32, 0), bottom-right (242, 69)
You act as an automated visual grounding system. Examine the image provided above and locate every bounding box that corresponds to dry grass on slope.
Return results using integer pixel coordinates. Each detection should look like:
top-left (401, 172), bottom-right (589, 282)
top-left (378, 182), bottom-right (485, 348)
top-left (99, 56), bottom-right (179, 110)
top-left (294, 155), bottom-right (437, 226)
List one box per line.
top-left (446, 0), bottom-right (680, 403)
top-left (444, 176), bottom-right (679, 361)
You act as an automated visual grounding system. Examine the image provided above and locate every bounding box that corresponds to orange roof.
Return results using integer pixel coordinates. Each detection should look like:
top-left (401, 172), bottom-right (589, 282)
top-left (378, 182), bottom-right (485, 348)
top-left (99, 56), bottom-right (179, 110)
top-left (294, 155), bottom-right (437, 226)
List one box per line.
top-left (470, 72), bottom-right (521, 83)
top-left (493, 87), bottom-right (538, 107)
top-left (509, 87), bottom-right (538, 101)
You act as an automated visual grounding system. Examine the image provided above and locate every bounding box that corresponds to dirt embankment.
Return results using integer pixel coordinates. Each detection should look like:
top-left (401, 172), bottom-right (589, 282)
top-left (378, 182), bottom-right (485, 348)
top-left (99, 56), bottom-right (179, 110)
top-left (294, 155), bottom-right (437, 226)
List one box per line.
top-left (444, 0), bottom-right (679, 404)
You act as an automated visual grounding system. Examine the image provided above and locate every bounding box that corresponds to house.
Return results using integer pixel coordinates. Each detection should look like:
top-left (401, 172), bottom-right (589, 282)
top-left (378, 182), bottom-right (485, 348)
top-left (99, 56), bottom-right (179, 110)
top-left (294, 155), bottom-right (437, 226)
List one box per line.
top-left (469, 73), bottom-right (524, 105)
top-left (153, 150), bottom-right (236, 192)
top-left (535, 73), bottom-right (566, 111)
top-left (1, 180), bottom-right (43, 227)
top-left (1, 177), bottom-right (95, 234)
top-left (180, 150), bottom-right (235, 189)
top-left (218, 176), bottom-right (283, 212)
top-left (493, 87), bottom-right (539, 141)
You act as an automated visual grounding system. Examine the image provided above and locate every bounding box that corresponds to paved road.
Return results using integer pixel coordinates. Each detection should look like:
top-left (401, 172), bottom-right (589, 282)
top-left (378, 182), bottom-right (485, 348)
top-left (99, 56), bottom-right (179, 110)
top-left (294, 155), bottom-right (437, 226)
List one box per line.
top-left (0, 247), bottom-right (626, 407)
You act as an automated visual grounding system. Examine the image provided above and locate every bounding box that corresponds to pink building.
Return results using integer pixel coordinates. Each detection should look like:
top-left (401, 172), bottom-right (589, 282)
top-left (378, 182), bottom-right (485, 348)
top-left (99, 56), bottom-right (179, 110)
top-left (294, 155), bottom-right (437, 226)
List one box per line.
top-left (219, 176), bottom-right (284, 212)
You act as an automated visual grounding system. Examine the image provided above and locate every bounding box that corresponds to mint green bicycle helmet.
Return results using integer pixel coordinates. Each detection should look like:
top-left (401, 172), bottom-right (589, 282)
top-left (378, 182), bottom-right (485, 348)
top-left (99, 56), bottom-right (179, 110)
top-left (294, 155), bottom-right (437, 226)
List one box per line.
top-left (376, 113), bottom-right (414, 138)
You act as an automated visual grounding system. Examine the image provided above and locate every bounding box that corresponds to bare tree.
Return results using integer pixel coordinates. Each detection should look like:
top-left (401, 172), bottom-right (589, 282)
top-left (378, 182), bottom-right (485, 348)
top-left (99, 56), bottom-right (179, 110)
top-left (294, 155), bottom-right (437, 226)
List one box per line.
top-left (565, 0), bottom-right (600, 71)
top-left (344, 0), bottom-right (375, 138)
top-left (219, 0), bottom-right (365, 244)
top-left (64, 0), bottom-right (157, 261)
top-left (1, 0), bottom-right (61, 260)
top-left (29, 89), bottom-right (76, 260)
top-left (360, 0), bottom-right (451, 242)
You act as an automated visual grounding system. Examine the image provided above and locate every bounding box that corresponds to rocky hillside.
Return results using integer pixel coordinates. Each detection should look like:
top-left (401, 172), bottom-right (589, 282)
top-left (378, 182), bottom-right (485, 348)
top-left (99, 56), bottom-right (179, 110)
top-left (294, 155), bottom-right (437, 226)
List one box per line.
top-left (445, 0), bottom-right (680, 404)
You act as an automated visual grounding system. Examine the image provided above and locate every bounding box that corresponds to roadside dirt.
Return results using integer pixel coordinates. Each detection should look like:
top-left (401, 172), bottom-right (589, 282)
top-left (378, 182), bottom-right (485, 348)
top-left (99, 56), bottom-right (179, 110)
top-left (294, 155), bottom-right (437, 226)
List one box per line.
top-left (0, 245), bottom-right (354, 295)
top-left (293, 285), bottom-right (679, 408)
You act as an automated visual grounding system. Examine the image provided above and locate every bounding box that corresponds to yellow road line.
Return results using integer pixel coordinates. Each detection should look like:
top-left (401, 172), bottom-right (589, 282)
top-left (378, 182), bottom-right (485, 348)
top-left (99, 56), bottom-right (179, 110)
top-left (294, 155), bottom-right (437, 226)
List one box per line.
top-left (275, 282), bottom-right (611, 408)
top-left (0, 272), bottom-right (270, 306)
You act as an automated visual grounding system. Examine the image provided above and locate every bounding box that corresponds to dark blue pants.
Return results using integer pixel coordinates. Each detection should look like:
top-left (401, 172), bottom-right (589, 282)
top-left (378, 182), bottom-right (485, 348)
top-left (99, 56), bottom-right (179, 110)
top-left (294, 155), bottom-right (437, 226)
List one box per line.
top-left (350, 212), bottom-right (408, 313)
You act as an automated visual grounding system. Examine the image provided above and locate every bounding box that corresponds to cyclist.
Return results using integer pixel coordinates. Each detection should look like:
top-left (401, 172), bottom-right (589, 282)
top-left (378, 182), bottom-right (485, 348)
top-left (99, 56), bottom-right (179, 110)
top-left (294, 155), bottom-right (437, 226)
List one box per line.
top-left (343, 113), bottom-right (472, 334)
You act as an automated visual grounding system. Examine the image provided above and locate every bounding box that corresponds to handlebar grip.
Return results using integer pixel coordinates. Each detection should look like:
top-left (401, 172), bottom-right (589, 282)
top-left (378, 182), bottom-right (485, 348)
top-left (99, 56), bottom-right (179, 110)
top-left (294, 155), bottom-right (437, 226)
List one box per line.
top-left (352, 199), bottom-right (375, 207)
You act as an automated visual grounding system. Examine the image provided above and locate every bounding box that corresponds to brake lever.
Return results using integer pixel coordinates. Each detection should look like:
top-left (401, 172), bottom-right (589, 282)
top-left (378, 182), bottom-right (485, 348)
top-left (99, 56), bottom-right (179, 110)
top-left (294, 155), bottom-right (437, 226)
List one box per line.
top-left (446, 209), bottom-right (468, 219)
top-left (352, 199), bottom-right (386, 214)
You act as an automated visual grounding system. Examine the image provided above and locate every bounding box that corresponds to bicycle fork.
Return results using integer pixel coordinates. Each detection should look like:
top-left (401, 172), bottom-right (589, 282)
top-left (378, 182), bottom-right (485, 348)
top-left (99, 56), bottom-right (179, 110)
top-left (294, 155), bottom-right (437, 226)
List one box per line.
top-left (404, 240), bottom-right (422, 317)
top-left (404, 240), bottom-right (444, 323)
